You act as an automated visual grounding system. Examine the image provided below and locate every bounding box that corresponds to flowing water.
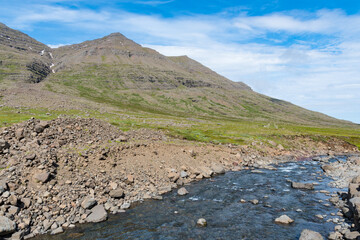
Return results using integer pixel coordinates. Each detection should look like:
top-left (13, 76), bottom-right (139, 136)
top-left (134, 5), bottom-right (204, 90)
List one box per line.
top-left (36, 156), bottom-right (348, 240)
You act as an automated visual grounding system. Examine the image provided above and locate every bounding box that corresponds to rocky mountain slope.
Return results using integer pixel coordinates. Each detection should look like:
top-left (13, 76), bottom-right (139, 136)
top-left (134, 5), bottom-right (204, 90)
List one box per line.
top-left (0, 22), bottom-right (355, 127)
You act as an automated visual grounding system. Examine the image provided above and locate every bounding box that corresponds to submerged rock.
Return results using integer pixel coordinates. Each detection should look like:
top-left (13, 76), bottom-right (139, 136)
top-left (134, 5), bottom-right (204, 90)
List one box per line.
top-left (291, 181), bottom-right (314, 190)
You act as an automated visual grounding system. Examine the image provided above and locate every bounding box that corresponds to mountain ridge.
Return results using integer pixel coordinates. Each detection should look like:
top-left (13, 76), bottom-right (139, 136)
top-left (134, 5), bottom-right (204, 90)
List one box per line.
top-left (0, 22), bottom-right (356, 127)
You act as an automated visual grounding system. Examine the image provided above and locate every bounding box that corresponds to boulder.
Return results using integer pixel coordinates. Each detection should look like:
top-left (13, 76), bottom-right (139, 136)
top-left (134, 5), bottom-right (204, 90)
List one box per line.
top-left (180, 171), bottom-right (188, 178)
top-left (211, 163), bottom-right (225, 174)
top-left (51, 227), bottom-right (64, 235)
top-left (0, 216), bottom-right (16, 236)
top-left (274, 215), bottom-right (294, 224)
top-left (321, 164), bottom-right (334, 173)
top-left (15, 128), bottom-right (24, 140)
top-left (0, 180), bottom-right (8, 194)
top-left (344, 231), bottom-right (360, 240)
top-left (86, 205), bottom-right (108, 223)
top-left (348, 183), bottom-right (360, 198)
top-left (291, 181), bottom-right (314, 190)
top-left (81, 196), bottom-right (97, 209)
top-left (109, 189), bottom-right (124, 199)
top-left (168, 172), bottom-right (180, 182)
top-left (177, 187), bottom-right (189, 196)
top-left (33, 172), bottom-right (51, 183)
top-left (328, 231), bottom-right (342, 240)
top-left (121, 203), bottom-right (131, 210)
top-left (299, 229), bottom-right (323, 240)
top-left (351, 176), bottom-right (360, 184)
top-left (34, 121), bottom-right (49, 133)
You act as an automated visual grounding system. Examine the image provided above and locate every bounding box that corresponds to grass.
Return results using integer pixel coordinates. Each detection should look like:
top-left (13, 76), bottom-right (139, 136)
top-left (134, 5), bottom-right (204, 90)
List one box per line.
top-left (1, 104), bottom-right (359, 150)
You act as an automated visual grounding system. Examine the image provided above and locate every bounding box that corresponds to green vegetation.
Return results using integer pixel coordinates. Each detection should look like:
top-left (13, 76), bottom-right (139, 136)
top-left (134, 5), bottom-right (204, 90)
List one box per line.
top-left (1, 104), bottom-right (359, 149)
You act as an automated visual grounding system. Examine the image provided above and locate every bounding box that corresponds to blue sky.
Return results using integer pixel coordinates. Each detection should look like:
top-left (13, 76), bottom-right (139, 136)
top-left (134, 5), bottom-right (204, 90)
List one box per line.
top-left (1, 0), bottom-right (360, 123)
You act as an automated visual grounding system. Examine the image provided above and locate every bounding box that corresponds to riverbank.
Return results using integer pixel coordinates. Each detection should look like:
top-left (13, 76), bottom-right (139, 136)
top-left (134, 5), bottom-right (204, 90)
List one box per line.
top-left (317, 155), bottom-right (360, 239)
top-left (0, 118), bottom-right (358, 239)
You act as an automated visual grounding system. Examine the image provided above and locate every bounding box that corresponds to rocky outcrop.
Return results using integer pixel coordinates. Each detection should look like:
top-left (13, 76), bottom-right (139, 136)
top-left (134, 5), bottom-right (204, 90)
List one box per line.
top-left (26, 58), bottom-right (51, 83)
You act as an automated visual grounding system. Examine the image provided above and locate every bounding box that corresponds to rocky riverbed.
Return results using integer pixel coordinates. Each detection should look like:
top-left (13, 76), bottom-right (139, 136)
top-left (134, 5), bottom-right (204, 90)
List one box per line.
top-left (0, 118), bottom-right (358, 239)
top-left (33, 156), bottom-right (357, 240)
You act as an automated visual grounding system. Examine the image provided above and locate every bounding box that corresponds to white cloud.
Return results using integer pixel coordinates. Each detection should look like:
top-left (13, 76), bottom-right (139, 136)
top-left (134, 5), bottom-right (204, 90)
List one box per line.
top-left (1, 4), bottom-right (360, 123)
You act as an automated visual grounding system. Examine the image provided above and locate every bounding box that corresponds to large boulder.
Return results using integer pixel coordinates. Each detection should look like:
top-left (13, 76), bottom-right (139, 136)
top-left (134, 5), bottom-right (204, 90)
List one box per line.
top-left (0, 216), bottom-right (16, 236)
top-left (291, 181), bottom-right (314, 190)
top-left (299, 229), bottom-right (323, 240)
top-left (86, 205), bottom-right (108, 223)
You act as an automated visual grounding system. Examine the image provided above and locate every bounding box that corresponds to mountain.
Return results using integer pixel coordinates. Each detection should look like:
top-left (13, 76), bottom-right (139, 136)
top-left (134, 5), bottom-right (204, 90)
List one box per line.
top-left (0, 23), bottom-right (355, 126)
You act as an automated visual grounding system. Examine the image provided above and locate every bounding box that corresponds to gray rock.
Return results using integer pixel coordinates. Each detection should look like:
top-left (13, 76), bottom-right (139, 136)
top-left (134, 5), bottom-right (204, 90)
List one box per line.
top-left (274, 215), bottom-right (294, 224)
top-left (21, 198), bottom-right (31, 208)
top-left (15, 128), bottom-right (24, 140)
top-left (9, 195), bottom-right (18, 206)
top-left (55, 216), bottom-right (66, 226)
top-left (25, 153), bottom-right (36, 161)
top-left (51, 227), bottom-right (64, 235)
top-left (180, 171), bottom-right (188, 178)
top-left (81, 196), bottom-right (97, 209)
top-left (86, 205), bottom-right (108, 223)
top-left (8, 206), bottom-right (19, 215)
top-left (291, 181), bottom-right (314, 190)
top-left (109, 189), bottom-right (124, 199)
top-left (34, 121), bottom-right (49, 133)
top-left (121, 203), bottom-right (131, 209)
top-left (177, 187), bottom-right (189, 196)
top-left (321, 164), bottom-right (334, 172)
top-left (10, 230), bottom-right (25, 240)
top-left (42, 219), bottom-right (53, 231)
top-left (0, 216), bottom-right (16, 236)
top-left (250, 199), bottom-right (259, 205)
top-left (33, 172), bottom-right (50, 183)
top-left (211, 163), bottom-right (225, 174)
top-left (344, 231), bottom-right (360, 240)
top-left (51, 222), bottom-right (58, 230)
top-left (299, 229), bottom-right (323, 240)
top-left (328, 231), bottom-right (342, 240)
top-left (0, 180), bottom-right (8, 194)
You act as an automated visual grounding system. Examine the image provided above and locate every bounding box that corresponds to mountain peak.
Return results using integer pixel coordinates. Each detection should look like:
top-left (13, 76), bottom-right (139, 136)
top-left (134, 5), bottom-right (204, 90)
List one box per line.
top-left (106, 32), bottom-right (126, 38)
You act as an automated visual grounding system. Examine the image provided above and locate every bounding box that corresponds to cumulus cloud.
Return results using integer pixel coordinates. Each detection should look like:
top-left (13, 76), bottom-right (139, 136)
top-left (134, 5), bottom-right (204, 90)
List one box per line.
top-left (1, 4), bottom-right (359, 123)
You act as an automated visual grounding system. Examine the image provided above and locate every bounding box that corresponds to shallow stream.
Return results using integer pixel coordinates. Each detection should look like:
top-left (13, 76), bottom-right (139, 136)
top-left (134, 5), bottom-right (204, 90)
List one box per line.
top-left (36, 156), bottom-right (348, 240)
